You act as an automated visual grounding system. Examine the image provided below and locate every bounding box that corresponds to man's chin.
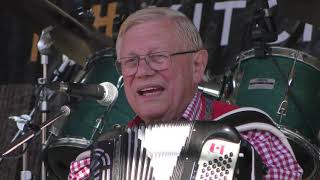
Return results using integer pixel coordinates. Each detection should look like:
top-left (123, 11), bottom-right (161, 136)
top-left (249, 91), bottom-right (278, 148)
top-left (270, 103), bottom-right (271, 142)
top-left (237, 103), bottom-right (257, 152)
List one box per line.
top-left (138, 111), bottom-right (166, 124)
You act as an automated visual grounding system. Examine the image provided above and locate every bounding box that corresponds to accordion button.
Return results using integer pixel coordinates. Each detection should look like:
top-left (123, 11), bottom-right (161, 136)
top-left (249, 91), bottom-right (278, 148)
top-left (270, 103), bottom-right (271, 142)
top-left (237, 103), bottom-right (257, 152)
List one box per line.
top-left (219, 157), bottom-right (223, 161)
top-left (224, 155), bottom-right (228, 159)
top-left (229, 152), bottom-right (233, 157)
top-left (216, 168), bottom-right (220, 173)
top-left (207, 167), bottom-right (211, 171)
top-left (203, 163), bottom-right (208, 167)
top-left (225, 170), bottom-right (229, 174)
top-left (217, 162), bottom-right (222, 167)
top-left (223, 160), bottom-right (227, 165)
top-left (228, 158), bottom-right (232, 163)
top-left (214, 159), bottom-right (218, 163)
top-left (209, 161), bottom-right (213, 165)
top-left (221, 166), bottom-right (225, 171)
top-left (226, 164), bottom-right (231, 169)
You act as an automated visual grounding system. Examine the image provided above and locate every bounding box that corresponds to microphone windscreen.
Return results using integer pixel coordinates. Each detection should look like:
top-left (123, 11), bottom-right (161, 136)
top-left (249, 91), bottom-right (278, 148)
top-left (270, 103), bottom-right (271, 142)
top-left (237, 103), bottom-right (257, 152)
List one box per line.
top-left (98, 82), bottom-right (118, 106)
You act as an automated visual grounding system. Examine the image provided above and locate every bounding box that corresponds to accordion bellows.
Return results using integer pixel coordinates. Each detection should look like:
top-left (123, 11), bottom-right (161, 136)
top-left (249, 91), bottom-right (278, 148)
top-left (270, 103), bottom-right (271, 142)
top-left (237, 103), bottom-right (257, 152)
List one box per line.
top-left (90, 121), bottom-right (242, 180)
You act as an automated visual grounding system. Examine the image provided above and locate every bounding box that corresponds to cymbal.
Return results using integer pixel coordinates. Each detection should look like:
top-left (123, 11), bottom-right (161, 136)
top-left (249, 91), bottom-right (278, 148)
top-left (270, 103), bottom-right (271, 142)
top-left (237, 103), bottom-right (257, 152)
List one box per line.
top-left (8, 0), bottom-right (114, 65)
top-left (277, 0), bottom-right (320, 27)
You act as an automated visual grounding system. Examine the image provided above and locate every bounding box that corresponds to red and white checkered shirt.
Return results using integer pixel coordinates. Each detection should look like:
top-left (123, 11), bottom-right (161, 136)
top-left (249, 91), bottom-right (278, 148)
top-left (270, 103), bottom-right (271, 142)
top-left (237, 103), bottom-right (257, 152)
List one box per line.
top-left (69, 92), bottom-right (303, 179)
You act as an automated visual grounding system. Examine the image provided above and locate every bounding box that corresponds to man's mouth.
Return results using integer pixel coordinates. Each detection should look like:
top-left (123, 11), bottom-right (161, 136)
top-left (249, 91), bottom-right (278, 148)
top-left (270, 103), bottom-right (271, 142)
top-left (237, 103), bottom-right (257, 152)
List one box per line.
top-left (137, 87), bottom-right (165, 96)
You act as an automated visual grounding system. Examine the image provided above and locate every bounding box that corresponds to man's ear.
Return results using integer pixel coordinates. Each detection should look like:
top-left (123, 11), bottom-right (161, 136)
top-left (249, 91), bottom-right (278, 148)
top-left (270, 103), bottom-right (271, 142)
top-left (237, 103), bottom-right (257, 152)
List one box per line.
top-left (192, 49), bottom-right (208, 84)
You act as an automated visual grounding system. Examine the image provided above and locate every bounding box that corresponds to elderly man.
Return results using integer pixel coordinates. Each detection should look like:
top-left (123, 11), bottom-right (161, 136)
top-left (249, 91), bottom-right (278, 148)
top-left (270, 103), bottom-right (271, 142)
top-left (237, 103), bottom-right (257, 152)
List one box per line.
top-left (68, 7), bottom-right (302, 179)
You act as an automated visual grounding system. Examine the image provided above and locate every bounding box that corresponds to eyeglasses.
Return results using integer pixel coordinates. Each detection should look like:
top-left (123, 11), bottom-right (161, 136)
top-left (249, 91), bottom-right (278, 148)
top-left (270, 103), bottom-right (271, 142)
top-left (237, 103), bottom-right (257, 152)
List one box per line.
top-left (115, 49), bottom-right (200, 76)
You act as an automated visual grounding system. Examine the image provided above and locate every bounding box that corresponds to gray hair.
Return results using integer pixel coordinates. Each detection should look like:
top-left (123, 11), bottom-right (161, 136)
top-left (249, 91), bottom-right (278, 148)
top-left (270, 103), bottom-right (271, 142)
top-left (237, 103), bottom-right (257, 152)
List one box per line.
top-left (116, 7), bottom-right (204, 56)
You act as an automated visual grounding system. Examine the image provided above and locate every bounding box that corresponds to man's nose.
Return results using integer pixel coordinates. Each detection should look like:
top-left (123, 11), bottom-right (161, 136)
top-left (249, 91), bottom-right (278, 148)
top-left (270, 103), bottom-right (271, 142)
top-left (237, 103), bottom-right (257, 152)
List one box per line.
top-left (135, 57), bottom-right (156, 77)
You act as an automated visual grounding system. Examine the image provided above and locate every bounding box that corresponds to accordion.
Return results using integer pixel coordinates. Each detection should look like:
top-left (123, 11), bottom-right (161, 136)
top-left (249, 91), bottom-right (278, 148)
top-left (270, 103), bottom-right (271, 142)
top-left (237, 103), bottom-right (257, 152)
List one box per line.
top-left (89, 121), bottom-right (261, 180)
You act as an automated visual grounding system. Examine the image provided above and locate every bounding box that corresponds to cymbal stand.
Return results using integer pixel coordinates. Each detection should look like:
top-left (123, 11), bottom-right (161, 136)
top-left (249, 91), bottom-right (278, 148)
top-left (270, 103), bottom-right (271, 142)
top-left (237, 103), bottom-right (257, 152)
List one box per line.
top-left (0, 26), bottom-right (73, 180)
top-left (1, 25), bottom-right (55, 180)
top-left (37, 26), bottom-right (55, 180)
top-left (251, 0), bottom-right (277, 57)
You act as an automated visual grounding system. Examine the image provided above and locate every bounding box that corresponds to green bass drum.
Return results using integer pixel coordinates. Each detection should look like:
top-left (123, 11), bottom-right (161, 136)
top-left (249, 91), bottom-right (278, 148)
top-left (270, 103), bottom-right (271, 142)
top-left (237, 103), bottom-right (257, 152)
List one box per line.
top-left (226, 46), bottom-right (320, 179)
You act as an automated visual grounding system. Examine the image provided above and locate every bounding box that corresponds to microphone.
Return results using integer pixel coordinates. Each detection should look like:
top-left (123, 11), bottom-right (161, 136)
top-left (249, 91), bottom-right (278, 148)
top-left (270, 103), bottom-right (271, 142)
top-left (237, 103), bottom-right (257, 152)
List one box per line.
top-left (47, 82), bottom-right (118, 106)
top-left (198, 81), bottom-right (223, 99)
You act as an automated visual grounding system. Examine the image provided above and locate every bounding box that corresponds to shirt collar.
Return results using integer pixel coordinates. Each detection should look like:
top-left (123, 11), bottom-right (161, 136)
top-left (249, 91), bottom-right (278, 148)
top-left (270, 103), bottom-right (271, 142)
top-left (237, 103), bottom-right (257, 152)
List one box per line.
top-left (129, 91), bottom-right (203, 127)
top-left (182, 91), bottom-right (202, 121)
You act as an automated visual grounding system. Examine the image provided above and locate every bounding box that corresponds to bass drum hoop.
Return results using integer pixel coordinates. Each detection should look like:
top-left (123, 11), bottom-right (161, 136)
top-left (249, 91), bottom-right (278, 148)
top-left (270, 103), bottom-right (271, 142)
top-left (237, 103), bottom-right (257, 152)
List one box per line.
top-left (44, 137), bottom-right (92, 179)
top-left (236, 46), bottom-right (320, 72)
top-left (47, 137), bottom-right (92, 149)
top-left (280, 128), bottom-right (320, 179)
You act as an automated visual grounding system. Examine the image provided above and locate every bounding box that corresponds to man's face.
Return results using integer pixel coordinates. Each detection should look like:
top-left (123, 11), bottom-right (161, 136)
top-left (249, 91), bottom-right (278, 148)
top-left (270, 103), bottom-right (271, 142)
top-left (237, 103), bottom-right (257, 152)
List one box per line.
top-left (118, 19), bottom-right (203, 124)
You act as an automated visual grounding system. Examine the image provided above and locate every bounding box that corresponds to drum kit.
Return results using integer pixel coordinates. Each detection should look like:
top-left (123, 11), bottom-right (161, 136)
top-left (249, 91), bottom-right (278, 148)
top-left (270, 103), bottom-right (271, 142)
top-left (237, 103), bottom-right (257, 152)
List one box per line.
top-left (1, 0), bottom-right (320, 179)
top-left (220, 46), bottom-right (320, 179)
top-left (201, 1), bottom-right (320, 179)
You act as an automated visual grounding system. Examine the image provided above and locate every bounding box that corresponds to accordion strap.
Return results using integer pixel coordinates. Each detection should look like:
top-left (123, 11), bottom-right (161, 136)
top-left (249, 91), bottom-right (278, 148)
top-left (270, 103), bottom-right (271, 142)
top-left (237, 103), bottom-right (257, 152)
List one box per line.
top-left (204, 95), bottom-right (214, 120)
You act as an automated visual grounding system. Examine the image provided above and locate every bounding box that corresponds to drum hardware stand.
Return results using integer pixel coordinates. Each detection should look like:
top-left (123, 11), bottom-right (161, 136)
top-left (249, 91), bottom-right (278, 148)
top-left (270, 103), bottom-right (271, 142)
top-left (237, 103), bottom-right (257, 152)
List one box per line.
top-left (37, 26), bottom-right (56, 180)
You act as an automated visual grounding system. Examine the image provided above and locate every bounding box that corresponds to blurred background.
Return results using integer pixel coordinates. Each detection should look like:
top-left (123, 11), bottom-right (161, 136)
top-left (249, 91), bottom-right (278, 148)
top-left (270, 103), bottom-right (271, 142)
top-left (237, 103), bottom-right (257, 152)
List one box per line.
top-left (0, 0), bottom-right (320, 179)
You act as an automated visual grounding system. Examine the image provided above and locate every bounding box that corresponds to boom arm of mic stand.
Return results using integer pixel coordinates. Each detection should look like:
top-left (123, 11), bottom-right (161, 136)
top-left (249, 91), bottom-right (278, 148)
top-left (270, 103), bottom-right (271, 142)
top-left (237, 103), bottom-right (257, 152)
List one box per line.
top-left (0, 106), bottom-right (71, 157)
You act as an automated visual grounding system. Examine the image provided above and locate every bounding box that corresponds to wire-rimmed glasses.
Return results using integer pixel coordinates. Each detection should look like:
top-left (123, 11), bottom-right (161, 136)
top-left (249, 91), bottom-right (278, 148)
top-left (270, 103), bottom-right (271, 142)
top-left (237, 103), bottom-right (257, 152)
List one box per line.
top-left (115, 49), bottom-right (200, 76)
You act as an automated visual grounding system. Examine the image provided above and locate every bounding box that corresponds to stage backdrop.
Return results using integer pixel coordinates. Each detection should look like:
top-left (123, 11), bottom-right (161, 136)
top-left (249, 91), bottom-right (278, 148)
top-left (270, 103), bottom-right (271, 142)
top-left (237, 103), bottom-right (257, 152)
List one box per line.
top-left (1, 0), bottom-right (320, 84)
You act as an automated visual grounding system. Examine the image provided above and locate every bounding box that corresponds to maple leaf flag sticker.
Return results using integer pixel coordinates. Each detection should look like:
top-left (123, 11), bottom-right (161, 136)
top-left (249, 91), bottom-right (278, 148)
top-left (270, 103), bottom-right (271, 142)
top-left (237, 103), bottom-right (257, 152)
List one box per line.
top-left (209, 142), bottom-right (225, 155)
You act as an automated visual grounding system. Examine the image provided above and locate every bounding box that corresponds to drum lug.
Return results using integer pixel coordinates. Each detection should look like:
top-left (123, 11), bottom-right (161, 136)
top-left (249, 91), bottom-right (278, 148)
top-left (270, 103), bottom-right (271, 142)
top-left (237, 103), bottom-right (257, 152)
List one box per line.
top-left (220, 71), bottom-right (233, 101)
top-left (222, 69), bottom-right (243, 104)
top-left (90, 117), bottom-right (104, 140)
top-left (277, 100), bottom-right (288, 120)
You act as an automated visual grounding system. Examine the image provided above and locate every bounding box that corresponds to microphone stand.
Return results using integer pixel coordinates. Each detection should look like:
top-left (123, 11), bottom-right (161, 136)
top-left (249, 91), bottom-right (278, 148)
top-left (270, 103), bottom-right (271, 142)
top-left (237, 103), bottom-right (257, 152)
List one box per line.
top-left (9, 111), bottom-right (34, 180)
top-left (1, 106), bottom-right (71, 158)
